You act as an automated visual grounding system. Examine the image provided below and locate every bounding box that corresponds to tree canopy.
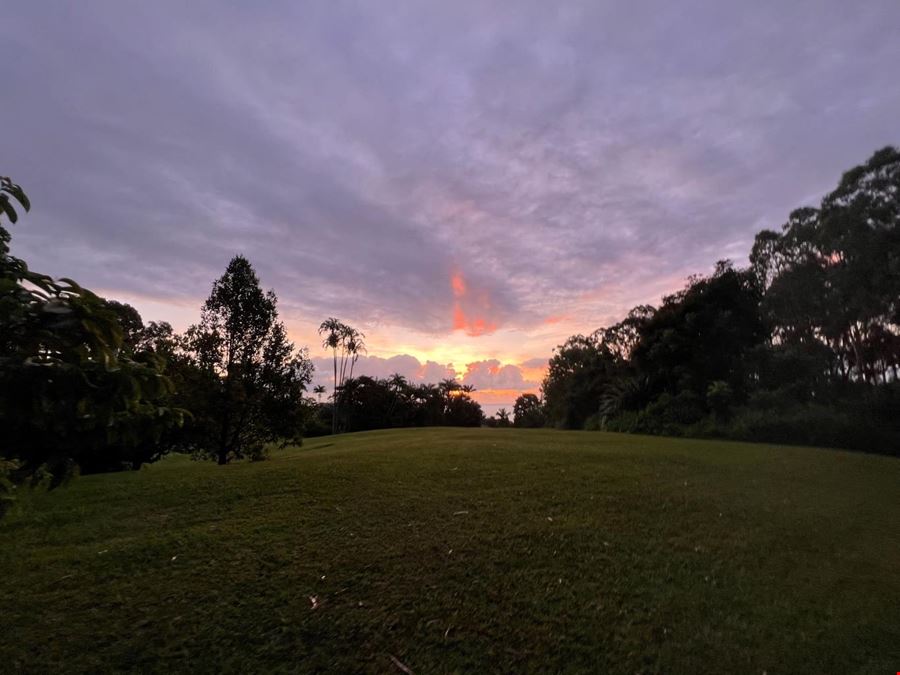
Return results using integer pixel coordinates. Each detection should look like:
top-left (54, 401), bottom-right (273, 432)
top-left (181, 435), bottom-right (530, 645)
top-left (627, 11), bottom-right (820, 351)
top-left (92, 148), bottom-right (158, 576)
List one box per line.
top-left (181, 256), bottom-right (313, 464)
top-left (0, 178), bottom-right (186, 507)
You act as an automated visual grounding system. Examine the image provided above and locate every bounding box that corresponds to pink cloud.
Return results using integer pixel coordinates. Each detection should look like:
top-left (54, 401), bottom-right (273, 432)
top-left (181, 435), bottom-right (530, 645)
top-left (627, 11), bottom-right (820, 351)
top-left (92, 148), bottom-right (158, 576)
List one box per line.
top-left (461, 359), bottom-right (540, 391)
top-left (310, 353), bottom-right (457, 392)
top-left (451, 269), bottom-right (499, 337)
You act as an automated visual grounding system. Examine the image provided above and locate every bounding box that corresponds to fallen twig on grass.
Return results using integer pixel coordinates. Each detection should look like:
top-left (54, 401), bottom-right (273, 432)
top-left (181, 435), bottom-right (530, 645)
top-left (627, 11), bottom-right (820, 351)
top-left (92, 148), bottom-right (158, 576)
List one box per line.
top-left (388, 654), bottom-right (414, 674)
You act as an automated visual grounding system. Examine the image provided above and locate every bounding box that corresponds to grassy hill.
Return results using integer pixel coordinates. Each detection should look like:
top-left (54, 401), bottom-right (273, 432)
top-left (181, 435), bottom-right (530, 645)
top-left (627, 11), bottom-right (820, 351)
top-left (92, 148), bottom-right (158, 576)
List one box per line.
top-left (2, 428), bottom-right (898, 673)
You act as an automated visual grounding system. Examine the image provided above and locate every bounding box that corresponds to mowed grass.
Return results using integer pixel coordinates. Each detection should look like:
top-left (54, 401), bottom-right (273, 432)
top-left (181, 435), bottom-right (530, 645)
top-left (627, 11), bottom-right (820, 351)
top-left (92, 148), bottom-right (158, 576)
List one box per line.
top-left (1, 429), bottom-right (899, 674)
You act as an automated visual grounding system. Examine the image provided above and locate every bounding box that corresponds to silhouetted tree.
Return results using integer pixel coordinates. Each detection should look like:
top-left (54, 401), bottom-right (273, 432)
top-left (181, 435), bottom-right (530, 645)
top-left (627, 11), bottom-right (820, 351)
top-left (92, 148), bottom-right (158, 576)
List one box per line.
top-left (513, 393), bottom-right (545, 428)
top-left (495, 408), bottom-right (511, 427)
top-left (630, 261), bottom-right (766, 402)
top-left (318, 317), bottom-right (365, 433)
top-left (1, 178), bottom-right (186, 503)
top-left (184, 256), bottom-right (312, 463)
top-left (751, 146), bottom-right (900, 384)
top-left (318, 317), bottom-right (343, 433)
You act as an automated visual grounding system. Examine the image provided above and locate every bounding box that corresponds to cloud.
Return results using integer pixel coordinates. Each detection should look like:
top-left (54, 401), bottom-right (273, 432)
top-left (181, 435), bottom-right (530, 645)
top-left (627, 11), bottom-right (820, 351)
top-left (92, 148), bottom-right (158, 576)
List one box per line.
top-left (3, 0), bottom-right (899, 355)
top-left (450, 269), bottom-right (500, 336)
top-left (310, 354), bottom-right (456, 392)
top-left (461, 359), bottom-right (540, 391)
top-left (308, 352), bottom-right (544, 409)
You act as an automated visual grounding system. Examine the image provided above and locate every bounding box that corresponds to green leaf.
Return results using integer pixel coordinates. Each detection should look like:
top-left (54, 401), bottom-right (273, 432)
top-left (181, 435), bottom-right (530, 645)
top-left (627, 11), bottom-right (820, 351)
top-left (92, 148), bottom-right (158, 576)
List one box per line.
top-left (8, 184), bottom-right (30, 211)
top-left (58, 278), bottom-right (84, 292)
top-left (0, 195), bottom-right (18, 223)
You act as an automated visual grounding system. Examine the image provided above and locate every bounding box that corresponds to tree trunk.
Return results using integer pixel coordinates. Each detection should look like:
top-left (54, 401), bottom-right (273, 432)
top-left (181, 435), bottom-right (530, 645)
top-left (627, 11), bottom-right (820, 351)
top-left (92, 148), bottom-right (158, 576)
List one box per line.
top-left (332, 349), bottom-right (338, 434)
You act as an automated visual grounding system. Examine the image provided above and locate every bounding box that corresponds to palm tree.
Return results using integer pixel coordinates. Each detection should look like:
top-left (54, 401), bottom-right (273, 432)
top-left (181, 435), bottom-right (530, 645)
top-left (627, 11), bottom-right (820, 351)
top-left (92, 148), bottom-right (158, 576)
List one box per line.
top-left (313, 384), bottom-right (326, 403)
top-left (496, 408), bottom-right (511, 427)
top-left (388, 373), bottom-right (408, 392)
top-left (344, 327), bottom-right (366, 383)
top-left (439, 378), bottom-right (461, 397)
top-left (318, 318), bottom-right (366, 434)
top-left (337, 376), bottom-right (361, 432)
top-left (386, 373), bottom-right (409, 425)
top-left (342, 328), bottom-right (364, 432)
top-left (318, 317), bottom-right (345, 433)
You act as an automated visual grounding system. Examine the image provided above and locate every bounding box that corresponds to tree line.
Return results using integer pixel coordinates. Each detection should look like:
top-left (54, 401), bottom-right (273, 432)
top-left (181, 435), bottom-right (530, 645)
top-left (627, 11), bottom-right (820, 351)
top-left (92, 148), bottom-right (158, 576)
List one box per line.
top-left (539, 147), bottom-right (899, 454)
top-left (308, 375), bottom-right (484, 434)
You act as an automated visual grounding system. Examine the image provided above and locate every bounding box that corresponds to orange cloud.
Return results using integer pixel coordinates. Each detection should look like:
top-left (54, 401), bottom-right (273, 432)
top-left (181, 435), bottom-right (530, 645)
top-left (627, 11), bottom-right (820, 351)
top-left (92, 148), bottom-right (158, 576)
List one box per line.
top-left (450, 268), bottom-right (498, 337)
top-left (543, 315), bottom-right (567, 325)
top-left (519, 364), bottom-right (548, 384)
top-left (463, 316), bottom-right (496, 336)
top-left (470, 388), bottom-right (540, 407)
top-left (453, 304), bottom-right (467, 331)
top-left (451, 271), bottom-right (467, 296)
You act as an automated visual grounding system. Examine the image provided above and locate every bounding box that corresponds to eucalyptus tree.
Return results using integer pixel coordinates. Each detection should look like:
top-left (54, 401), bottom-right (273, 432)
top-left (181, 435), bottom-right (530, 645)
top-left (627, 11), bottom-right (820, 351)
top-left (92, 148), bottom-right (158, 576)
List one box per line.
top-left (751, 146), bottom-right (900, 383)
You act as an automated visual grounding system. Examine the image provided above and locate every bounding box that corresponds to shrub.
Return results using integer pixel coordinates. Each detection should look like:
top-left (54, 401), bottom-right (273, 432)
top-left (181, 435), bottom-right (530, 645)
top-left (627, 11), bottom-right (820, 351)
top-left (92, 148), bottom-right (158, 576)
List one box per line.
top-left (725, 404), bottom-right (899, 455)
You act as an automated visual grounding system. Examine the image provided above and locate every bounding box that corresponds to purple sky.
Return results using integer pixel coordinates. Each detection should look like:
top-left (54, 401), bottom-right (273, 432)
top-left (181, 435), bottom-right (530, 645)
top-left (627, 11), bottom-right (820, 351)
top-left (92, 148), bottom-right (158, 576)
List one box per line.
top-left (3, 1), bottom-right (899, 412)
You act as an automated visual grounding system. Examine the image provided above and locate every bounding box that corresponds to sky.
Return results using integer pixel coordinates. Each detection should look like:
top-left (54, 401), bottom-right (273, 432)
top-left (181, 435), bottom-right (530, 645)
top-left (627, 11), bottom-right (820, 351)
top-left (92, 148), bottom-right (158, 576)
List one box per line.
top-left (3, 1), bottom-right (899, 414)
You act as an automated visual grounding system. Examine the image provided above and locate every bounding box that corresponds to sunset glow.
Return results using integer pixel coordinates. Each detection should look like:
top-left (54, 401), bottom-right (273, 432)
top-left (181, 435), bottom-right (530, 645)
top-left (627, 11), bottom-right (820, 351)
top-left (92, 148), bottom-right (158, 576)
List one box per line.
top-left (6, 2), bottom-right (897, 417)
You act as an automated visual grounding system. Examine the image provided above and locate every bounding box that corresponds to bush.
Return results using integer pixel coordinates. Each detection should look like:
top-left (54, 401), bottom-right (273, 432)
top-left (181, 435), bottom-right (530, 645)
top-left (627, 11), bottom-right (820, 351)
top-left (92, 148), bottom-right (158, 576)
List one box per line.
top-left (600, 409), bottom-right (641, 433)
top-left (595, 393), bottom-right (899, 457)
top-left (725, 404), bottom-right (899, 455)
top-left (598, 390), bottom-right (706, 436)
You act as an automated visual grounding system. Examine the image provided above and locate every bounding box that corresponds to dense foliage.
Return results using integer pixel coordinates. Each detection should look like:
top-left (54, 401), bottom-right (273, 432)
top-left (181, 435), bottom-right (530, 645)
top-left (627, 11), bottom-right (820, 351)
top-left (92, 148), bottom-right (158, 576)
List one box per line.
top-left (543, 147), bottom-right (900, 454)
top-left (0, 181), bottom-right (316, 512)
top-left (0, 179), bottom-right (186, 512)
top-left (308, 375), bottom-right (484, 434)
top-left (171, 256), bottom-right (314, 463)
top-left (512, 394), bottom-right (544, 428)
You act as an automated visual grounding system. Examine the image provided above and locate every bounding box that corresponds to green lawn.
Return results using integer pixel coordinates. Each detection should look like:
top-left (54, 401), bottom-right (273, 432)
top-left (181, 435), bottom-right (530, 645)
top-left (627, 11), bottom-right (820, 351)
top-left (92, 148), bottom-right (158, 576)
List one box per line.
top-left (2, 428), bottom-right (898, 674)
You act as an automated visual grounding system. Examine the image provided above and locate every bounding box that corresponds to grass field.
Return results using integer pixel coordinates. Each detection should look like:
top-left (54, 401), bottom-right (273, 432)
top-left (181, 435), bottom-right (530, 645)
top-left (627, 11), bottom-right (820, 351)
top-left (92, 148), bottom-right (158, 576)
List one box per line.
top-left (2, 428), bottom-right (899, 674)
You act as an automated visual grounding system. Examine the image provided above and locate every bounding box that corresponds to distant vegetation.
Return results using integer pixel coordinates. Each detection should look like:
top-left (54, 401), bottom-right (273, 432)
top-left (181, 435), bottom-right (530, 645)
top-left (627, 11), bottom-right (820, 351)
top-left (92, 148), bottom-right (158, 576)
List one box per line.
top-left (1, 147), bottom-right (898, 508)
top-left (311, 319), bottom-right (484, 435)
top-left (308, 375), bottom-right (484, 436)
